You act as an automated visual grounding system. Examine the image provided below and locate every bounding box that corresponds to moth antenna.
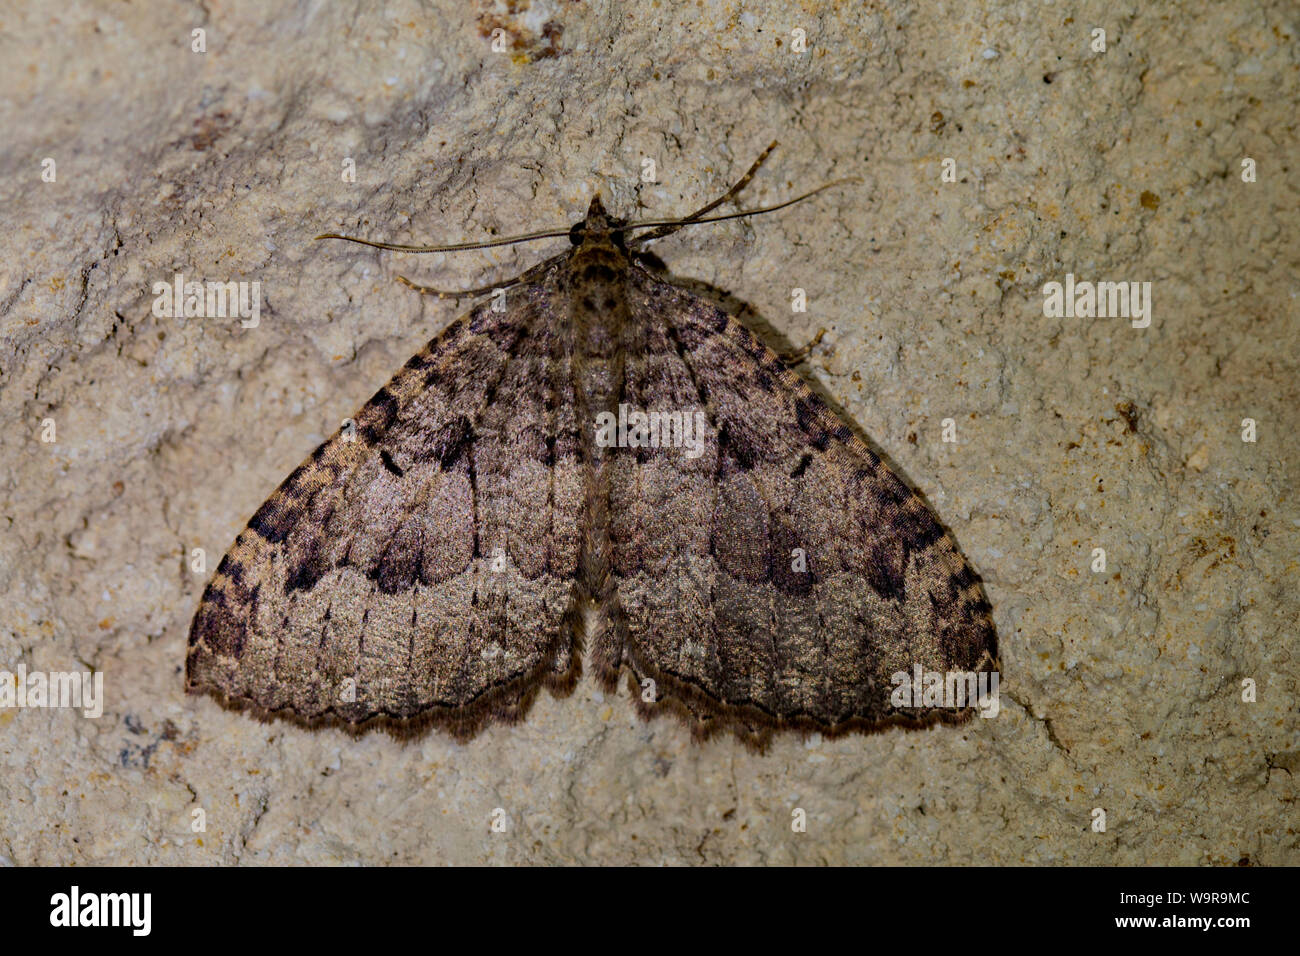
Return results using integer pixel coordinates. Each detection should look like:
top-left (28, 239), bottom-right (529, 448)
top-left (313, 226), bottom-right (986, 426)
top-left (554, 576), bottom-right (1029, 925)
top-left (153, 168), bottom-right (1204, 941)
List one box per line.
top-left (624, 178), bottom-right (861, 240)
top-left (314, 227), bottom-right (573, 254)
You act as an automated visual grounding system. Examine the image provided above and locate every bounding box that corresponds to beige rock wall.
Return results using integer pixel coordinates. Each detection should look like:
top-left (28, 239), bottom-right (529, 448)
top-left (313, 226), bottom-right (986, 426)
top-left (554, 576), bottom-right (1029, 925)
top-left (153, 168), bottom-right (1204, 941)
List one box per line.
top-left (0, 1), bottom-right (1295, 864)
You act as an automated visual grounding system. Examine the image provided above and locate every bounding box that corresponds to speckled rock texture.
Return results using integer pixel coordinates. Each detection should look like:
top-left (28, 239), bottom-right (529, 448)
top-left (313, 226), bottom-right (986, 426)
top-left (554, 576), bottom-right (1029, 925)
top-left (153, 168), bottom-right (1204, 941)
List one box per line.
top-left (0, 1), bottom-right (1295, 865)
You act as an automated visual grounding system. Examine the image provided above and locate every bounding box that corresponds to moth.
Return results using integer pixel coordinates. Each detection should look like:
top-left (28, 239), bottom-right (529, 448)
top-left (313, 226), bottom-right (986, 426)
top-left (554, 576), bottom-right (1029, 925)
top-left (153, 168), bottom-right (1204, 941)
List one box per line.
top-left (186, 143), bottom-right (998, 749)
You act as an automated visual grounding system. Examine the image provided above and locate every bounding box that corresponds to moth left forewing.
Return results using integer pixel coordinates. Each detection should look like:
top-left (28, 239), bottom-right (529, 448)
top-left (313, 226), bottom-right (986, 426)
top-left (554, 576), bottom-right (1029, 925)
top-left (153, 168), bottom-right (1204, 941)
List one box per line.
top-left (606, 267), bottom-right (997, 747)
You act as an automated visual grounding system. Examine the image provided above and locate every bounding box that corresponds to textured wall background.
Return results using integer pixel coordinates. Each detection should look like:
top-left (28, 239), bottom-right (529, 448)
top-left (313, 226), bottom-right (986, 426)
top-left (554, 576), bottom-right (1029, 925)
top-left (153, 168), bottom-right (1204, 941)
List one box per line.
top-left (0, 0), bottom-right (1295, 864)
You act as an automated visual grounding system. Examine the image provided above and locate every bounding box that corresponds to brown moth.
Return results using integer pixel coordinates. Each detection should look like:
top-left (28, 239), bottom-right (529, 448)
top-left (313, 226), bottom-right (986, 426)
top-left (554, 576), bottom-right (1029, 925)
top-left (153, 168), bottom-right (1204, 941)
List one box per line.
top-left (185, 143), bottom-right (998, 750)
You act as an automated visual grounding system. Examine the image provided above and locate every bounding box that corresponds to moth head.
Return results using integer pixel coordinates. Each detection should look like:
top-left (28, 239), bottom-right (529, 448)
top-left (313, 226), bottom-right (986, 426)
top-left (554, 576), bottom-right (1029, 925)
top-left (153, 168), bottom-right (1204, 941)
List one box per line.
top-left (570, 194), bottom-right (628, 248)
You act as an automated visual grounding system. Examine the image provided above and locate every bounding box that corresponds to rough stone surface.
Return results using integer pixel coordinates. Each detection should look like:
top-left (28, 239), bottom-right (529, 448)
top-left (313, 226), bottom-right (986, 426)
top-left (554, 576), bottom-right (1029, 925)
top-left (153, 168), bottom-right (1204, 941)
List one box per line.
top-left (0, 1), bottom-right (1295, 865)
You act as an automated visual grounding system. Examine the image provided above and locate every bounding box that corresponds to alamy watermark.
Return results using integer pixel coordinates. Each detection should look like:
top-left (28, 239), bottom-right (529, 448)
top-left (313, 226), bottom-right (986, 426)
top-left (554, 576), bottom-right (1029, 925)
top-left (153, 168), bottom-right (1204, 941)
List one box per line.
top-left (0, 664), bottom-right (103, 718)
top-left (49, 886), bottom-right (150, 936)
top-left (890, 665), bottom-right (1000, 717)
top-left (594, 403), bottom-right (708, 459)
top-left (1042, 273), bottom-right (1151, 328)
top-left (152, 272), bottom-right (261, 327)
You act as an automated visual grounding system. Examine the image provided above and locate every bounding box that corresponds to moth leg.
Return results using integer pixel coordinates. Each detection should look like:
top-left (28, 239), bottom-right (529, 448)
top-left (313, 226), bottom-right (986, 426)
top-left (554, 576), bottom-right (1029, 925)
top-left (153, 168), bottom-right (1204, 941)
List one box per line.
top-left (395, 257), bottom-right (557, 299)
top-left (629, 140), bottom-right (779, 245)
top-left (778, 328), bottom-right (827, 366)
top-left (396, 275), bottom-right (518, 299)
